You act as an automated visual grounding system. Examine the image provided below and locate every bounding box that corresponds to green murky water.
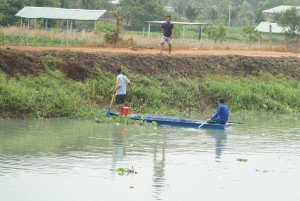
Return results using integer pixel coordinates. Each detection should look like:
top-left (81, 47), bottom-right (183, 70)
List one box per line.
top-left (0, 117), bottom-right (299, 201)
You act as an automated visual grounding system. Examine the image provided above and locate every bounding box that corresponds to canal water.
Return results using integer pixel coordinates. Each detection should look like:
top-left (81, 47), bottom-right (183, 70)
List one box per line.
top-left (0, 116), bottom-right (299, 201)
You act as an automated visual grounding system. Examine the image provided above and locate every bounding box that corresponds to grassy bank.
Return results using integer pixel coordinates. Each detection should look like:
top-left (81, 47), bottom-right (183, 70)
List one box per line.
top-left (0, 26), bottom-right (292, 52)
top-left (1, 66), bottom-right (299, 120)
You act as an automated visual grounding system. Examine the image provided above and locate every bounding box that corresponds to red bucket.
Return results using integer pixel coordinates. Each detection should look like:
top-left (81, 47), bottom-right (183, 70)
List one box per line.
top-left (122, 107), bottom-right (131, 116)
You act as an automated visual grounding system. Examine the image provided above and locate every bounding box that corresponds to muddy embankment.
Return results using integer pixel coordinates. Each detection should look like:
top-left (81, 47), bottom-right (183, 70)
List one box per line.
top-left (0, 47), bottom-right (300, 81)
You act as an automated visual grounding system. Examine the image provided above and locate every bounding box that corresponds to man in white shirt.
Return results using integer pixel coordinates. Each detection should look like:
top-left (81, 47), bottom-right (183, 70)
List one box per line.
top-left (114, 68), bottom-right (130, 114)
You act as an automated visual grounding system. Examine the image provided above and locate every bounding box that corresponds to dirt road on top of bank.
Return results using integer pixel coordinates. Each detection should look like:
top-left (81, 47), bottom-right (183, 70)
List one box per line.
top-left (2, 46), bottom-right (299, 58)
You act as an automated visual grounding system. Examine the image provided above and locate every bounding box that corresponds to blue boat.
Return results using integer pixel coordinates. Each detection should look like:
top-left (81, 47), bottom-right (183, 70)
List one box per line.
top-left (109, 112), bottom-right (233, 130)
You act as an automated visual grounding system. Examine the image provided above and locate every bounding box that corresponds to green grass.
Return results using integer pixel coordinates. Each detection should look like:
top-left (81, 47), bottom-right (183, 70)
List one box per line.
top-left (1, 66), bottom-right (299, 120)
top-left (129, 26), bottom-right (286, 44)
top-left (199, 74), bottom-right (300, 113)
top-left (0, 32), bottom-right (83, 46)
top-left (0, 26), bottom-right (286, 48)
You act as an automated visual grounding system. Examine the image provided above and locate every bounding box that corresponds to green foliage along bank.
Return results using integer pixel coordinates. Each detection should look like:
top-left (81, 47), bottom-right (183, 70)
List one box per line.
top-left (1, 67), bottom-right (299, 120)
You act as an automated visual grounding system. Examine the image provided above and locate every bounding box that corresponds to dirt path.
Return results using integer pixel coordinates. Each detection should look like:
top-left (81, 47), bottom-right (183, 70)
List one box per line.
top-left (3, 46), bottom-right (299, 58)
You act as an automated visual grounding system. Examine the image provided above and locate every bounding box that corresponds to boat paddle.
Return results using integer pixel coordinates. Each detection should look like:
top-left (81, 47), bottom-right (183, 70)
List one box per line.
top-left (198, 120), bottom-right (209, 128)
top-left (106, 91), bottom-right (116, 117)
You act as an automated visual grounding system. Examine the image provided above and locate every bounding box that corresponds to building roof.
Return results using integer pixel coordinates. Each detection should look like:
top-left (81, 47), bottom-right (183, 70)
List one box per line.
top-left (111, 0), bottom-right (120, 4)
top-left (255, 22), bottom-right (285, 33)
top-left (15, 7), bottom-right (107, 21)
top-left (146, 21), bottom-right (208, 25)
top-left (263, 5), bottom-right (300, 14)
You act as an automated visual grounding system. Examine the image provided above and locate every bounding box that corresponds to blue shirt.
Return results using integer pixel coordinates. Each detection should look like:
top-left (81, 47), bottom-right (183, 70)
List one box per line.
top-left (162, 22), bottom-right (174, 37)
top-left (211, 104), bottom-right (229, 124)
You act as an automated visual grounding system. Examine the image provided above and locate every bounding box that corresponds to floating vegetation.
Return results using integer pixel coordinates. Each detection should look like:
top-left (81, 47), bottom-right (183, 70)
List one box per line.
top-left (151, 121), bottom-right (158, 126)
top-left (255, 169), bottom-right (274, 173)
top-left (237, 158), bottom-right (248, 162)
top-left (113, 166), bottom-right (138, 176)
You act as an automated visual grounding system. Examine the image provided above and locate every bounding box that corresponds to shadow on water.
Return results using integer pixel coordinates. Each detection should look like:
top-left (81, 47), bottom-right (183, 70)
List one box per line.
top-left (205, 129), bottom-right (228, 161)
top-left (152, 132), bottom-right (166, 201)
top-left (111, 126), bottom-right (126, 166)
top-left (109, 125), bottom-right (167, 200)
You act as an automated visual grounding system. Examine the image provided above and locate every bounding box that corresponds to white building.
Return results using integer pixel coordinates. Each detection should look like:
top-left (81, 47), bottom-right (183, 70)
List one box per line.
top-left (256, 5), bottom-right (300, 34)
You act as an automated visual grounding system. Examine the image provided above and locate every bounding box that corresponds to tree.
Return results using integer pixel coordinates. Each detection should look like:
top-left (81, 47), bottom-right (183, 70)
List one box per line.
top-left (103, 11), bottom-right (130, 44)
top-left (208, 7), bottom-right (218, 22)
top-left (0, 0), bottom-right (61, 26)
top-left (185, 5), bottom-right (198, 21)
top-left (0, 0), bottom-right (30, 26)
top-left (114, 11), bottom-right (130, 42)
top-left (31, 0), bottom-right (61, 7)
top-left (204, 23), bottom-right (226, 43)
top-left (118, 0), bottom-right (165, 30)
top-left (59, 0), bottom-right (114, 10)
top-left (242, 25), bottom-right (261, 44)
top-left (278, 7), bottom-right (300, 45)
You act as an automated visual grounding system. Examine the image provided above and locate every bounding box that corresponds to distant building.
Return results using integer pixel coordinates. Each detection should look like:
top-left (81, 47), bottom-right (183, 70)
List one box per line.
top-left (111, 0), bottom-right (120, 5)
top-left (256, 5), bottom-right (300, 34)
top-left (255, 22), bottom-right (285, 33)
top-left (164, 6), bottom-right (175, 12)
top-left (263, 5), bottom-right (300, 22)
top-left (100, 11), bottom-right (114, 23)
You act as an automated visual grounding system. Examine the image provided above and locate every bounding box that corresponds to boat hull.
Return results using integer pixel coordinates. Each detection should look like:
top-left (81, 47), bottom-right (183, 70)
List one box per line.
top-left (109, 112), bottom-right (231, 130)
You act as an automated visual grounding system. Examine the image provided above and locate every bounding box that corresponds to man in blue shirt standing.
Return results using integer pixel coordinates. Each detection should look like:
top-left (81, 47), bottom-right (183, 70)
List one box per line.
top-left (209, 98), bottom-right (229, 124)
top-left (160, 16), bottom-right (174, 55)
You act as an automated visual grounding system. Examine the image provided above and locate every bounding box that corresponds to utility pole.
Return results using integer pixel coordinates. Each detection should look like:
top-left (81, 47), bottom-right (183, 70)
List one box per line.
top-left (228, 0), bottom-right (231, 27)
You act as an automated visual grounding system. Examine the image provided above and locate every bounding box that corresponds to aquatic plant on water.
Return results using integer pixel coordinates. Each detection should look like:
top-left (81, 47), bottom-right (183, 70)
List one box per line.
top-left (112, 167), bottom-right (138, 176)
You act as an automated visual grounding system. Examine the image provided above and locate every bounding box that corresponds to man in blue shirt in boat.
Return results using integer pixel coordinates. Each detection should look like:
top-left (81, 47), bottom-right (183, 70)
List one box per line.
top-left (208, 98), bottom-right (229, 124)
top-left (114, 68), bottom-right (130, 114)
top-left (160, 16), bottom-right (174, 55)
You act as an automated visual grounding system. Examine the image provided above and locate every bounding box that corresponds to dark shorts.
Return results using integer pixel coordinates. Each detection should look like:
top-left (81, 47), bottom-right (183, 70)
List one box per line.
top-left (115, 94), bottom-right (126, 104)
top-left (210, 120), bottom-right (226, 124)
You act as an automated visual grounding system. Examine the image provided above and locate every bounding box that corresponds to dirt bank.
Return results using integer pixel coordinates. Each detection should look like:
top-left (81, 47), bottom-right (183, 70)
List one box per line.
top-left (0, 46), bottom-right (299, 81)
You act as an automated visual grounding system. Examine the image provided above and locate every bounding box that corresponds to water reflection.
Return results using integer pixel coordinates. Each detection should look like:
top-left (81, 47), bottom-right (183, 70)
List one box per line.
top-left (112, 126), bottom-right (126, 165)
top-left (205, 130), bottom-right (228, 161)
top-left (1, 119), bottom-right (300, 201)
top-left (152, 133), bottom-right (166, 200)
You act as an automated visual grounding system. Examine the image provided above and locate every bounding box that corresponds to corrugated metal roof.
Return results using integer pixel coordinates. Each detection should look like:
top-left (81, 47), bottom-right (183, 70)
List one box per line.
top-left (263, 5), bottom-right (300, 13)
top-left (255, 22), bottom-right (285, 33)
top-left (146, 21), bottom-right (208, 25)
top-left (16, 7), bottom-right (107, 21)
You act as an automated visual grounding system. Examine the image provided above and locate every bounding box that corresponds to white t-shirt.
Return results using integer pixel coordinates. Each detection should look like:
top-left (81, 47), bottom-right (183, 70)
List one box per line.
top-left (116, 74), bottom-right (130, 95)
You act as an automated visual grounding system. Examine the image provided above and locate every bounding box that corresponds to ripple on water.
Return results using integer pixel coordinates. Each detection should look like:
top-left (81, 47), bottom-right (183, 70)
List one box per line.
top-left (0, 119), bottom-right (300, 201)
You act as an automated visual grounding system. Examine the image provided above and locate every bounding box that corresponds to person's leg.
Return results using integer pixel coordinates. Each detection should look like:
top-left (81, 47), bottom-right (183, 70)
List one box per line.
top-left (167, 37), bottom-right (172, 55)
top-left (160, 44), bottom-right (164, 54)
top-left (115, 95), bottom-right (122, 114)
top-left (118, 95), bottom-right (126, 115)
top-left (210, 120), bottom-right (225, 124)
top-left (118, 104), bottom-right (124, 114)
top-left (160, 36), bottom-right (166, 55)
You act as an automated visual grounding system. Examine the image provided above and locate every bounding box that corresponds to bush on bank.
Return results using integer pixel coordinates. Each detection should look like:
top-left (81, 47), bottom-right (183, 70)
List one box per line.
top-left (0, 67), bottom-right (299, 119)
